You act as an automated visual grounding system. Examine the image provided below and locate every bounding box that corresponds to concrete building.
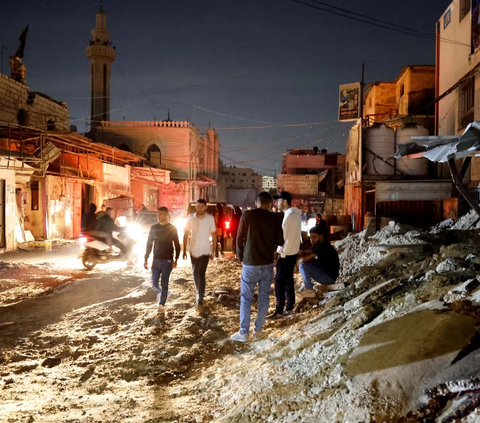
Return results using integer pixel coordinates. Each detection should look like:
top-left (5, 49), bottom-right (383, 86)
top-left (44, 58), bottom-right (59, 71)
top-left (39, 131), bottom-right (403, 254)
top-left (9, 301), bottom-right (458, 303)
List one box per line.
top-left (224, 166), bottom-right (262, 190)
top-left (262, 175), bottom-right (277, 191)
top-left (0, 69), bottom-right (69, 132)
top-left (221, 166), bottom-right (262, 209)
top-left (363, 66), bottom-right (436, 133)
top-left (281, 148), bottom-right (345, 215)
top-left (86, 7), bottom-right (221, 206)
top-left (436, 0), bottom-right (480, 207)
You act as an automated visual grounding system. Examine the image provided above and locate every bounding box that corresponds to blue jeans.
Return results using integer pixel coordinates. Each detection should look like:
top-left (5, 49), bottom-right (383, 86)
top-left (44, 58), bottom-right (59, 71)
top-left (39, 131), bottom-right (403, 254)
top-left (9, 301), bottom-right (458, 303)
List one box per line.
top-left (299, 260), bottom-right (334, 289)
top-left (240, 263), bottom-right (274, 334)
top-left (152, 259), bottom-right (173, 305)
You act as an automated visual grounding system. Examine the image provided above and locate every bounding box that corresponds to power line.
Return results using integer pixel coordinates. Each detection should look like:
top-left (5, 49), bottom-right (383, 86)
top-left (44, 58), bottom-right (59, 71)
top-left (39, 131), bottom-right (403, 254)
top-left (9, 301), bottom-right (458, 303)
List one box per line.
top-left (287, 0), bottom-right (471, 48)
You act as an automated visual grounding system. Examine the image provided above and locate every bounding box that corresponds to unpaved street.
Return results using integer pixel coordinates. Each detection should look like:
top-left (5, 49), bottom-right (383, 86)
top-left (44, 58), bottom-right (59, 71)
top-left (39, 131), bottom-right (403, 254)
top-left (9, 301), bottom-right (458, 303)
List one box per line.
top-left (0, 245), bottom-right (258, 422)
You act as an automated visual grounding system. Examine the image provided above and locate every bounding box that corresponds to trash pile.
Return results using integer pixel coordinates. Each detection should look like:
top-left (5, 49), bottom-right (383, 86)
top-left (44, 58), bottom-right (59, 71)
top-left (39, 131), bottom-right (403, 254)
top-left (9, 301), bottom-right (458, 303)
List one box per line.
top-left (196, 216), bottom-right (480, 422)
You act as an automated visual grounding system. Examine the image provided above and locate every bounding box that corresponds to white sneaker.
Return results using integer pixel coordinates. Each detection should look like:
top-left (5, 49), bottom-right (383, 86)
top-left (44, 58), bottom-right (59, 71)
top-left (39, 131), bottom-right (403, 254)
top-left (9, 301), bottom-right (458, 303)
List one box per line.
top-left (230, 332), bottom-right (248, 342)
top-left (299, 289), bottom-right (316, 299)
top-left (253, 331), bottom-right (267, 341)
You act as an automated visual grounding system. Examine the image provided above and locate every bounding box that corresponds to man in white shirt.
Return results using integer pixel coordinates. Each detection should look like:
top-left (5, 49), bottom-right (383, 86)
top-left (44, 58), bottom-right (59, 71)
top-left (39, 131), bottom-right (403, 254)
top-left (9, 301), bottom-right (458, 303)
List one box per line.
top-left (183, 199), bottom-right (217, 312)
top-left (268, 191), bottom-right (302, 319)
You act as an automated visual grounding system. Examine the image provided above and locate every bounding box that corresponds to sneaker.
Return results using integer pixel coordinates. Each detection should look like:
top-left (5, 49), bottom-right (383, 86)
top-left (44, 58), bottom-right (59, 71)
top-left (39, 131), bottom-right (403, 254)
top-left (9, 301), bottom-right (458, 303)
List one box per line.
top-left (266, 311), bottom-right (283, 320)
top-left (253, 331), bottom-right (267, 341)
top-left (283, 309), bottom-right (293, 316)
top-left (196, 303), bottom-right (204, 313)
top-left (298, 289), bottom-right (316, 299)
top-left (230, 332), bottom-right (248, 342)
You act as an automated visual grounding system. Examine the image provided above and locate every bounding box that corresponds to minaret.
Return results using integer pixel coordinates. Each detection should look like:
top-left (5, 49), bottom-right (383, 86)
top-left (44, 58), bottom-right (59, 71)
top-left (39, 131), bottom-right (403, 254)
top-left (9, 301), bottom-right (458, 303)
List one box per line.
top-left (86, 4), bottom-right (115, 127)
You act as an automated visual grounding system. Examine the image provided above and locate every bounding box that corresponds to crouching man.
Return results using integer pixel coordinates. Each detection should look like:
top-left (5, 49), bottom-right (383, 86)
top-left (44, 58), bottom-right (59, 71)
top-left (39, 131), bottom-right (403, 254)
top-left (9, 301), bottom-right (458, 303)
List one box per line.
top-left (298, 226), bottom-right (339, 298)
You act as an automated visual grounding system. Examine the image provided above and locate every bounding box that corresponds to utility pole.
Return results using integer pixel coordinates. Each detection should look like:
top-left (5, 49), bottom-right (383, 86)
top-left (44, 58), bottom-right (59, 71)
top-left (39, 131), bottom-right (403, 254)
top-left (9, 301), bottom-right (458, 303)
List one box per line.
top-left (1, 45), bottom-right (6, 75)
top-left (360, 62), bottom-right (365, 126)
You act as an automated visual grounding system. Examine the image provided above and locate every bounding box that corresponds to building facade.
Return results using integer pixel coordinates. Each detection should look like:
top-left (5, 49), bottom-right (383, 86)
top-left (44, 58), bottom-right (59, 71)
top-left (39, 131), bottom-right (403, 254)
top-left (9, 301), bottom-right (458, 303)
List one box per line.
top-left (262, 175), bottom-right (277, 191)
top-left (86, 7), bottom-right (222, 206)
top-left (281, 149), bottom-right (345, 215)
top-left (363, 66), bottom-right (436, 133)
top-left (437, 0), bottom-right (480, 204)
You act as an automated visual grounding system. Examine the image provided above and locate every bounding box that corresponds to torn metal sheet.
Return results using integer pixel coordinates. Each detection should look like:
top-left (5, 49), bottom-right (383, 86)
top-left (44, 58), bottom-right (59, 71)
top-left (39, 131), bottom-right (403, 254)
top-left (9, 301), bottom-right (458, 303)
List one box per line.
top-left (393, 121), bottom-right (480, 163)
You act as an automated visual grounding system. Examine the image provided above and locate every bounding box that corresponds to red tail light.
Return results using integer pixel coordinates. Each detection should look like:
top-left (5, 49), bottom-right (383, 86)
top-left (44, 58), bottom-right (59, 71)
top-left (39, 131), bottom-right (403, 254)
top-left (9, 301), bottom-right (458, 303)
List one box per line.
top-left (224, 221), bottom-right (231, 230)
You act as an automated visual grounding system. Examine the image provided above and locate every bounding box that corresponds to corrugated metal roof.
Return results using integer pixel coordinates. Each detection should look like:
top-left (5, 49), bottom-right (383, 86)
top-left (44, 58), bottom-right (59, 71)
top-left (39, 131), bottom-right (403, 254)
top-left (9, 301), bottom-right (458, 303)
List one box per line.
top-left (393, 120), bottom-right (480, 163)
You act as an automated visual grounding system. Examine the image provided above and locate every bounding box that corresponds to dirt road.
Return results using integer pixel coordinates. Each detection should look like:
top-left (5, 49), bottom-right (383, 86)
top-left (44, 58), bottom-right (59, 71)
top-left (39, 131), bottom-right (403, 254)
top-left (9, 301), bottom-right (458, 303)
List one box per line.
top-left (0, 246), bottom-right (264, 422)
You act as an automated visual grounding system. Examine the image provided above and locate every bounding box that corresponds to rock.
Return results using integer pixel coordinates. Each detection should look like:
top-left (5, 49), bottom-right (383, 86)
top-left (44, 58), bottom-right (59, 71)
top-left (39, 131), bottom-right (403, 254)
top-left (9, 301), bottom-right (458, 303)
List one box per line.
top-left (443, 279), bottom-right (480, 303)
top-left (13, 362), bottom-right (38, 374)
top-left (217, 294), bottom-right (228, 304)
top-left (80, 366), bottom-right (96, 383)
top-left (202, 329), bottom-right (219, 343)
top-left (344, 279), bottom-right (399, 312)
top-left (3, 377), bottom-right (15, 384)
top-left (195, 416), bottom-right (204, 423)
top-left (41, 357), bottom-right (61, 368)
top-left (436, 257), bottom-right (468, 273)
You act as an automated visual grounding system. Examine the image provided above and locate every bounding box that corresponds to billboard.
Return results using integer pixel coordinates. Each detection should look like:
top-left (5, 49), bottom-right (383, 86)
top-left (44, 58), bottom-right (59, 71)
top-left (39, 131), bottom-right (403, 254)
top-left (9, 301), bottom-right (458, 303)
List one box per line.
top-left (339, 82), bottom-right (361, 122)
top-left (277, 174), bottom-right (318, 195)
top-left (473, 0), bottom-right (480, 52)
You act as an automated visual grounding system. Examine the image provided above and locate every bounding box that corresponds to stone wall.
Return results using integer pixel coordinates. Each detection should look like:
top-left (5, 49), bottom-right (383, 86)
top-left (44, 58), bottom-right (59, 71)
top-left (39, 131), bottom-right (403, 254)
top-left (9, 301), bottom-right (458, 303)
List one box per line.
top-left (0, 73), bottom-right (69, 131)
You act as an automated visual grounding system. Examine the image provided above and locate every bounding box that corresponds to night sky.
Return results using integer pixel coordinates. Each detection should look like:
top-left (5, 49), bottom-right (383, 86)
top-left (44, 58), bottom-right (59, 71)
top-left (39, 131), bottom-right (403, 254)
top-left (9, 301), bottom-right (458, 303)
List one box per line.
top-left (2, 0), bottom-right (450, 175)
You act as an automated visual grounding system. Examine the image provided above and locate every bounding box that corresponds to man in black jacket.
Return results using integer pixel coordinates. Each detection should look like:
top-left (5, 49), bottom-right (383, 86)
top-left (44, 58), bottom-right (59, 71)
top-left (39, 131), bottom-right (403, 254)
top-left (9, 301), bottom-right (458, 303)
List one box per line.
top-left (231, 192), bottom-right (284, 342)
top-left (144, 207), bottom-right (180, 316)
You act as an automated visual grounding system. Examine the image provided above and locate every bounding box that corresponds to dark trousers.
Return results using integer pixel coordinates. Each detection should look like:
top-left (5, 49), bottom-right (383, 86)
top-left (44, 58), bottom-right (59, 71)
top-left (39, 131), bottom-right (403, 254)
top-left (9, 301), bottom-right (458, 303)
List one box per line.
top-left (274, 254), bottom-right (298, 313)
top-left (215, 236), bottom-right (224, 257)
top-left (152, 259), bottom-right (173, 305)
top-left (191, 255), bottom-right (210, 304)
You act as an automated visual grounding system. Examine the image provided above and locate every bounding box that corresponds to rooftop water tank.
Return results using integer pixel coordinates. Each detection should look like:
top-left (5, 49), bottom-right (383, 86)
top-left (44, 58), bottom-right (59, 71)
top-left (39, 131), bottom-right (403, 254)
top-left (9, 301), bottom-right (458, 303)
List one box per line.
top-left (363, 123), bottom-right (395, 176)
top-left (396, 124), bottom-right (429, 177)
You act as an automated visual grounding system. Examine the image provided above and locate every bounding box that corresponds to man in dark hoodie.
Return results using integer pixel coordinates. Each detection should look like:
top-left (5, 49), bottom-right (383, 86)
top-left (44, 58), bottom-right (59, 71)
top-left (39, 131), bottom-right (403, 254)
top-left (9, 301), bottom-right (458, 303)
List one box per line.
top-left (96, 207), bottom-right (127, 253)
top-left (144, 207), bottom-right (180, 317)
top-left (231, 192), bottom-right (284, 342)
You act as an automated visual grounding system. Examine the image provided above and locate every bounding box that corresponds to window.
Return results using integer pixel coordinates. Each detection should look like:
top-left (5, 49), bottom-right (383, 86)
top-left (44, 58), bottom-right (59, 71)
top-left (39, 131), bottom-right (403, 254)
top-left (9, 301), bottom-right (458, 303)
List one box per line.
top-left (242, 173), bottom-right (246, 176)
top-left (145, 144), bottom-right (161, 166)
top-left (400, 84), bottom-right (405, 97)
top-left (458, 76), bottom-right (475, 131)
top-left (47, 119), bottom-right (56, 131)
top-left (240, 179), bottom-right (244, 183)
top-left (444, 9), bottom-right (451, 29)
top-left (460, 0), bottom-right (471, 22)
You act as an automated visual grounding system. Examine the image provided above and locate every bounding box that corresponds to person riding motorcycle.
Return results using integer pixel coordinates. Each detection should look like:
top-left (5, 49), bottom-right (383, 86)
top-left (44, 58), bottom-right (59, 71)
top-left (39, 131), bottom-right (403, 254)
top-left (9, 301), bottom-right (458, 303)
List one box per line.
top-left (95, 207), bottom-right (127, 254)
top-left (81, 203), bottom-right (98, 233)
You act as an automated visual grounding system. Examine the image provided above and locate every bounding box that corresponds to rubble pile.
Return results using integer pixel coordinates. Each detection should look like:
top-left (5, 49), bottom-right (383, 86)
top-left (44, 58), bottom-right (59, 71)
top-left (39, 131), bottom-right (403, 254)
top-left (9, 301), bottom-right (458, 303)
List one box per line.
top-left (3, 215), bottom-right (480, 421)
top-left (196, 217), bottom-right (480, 422)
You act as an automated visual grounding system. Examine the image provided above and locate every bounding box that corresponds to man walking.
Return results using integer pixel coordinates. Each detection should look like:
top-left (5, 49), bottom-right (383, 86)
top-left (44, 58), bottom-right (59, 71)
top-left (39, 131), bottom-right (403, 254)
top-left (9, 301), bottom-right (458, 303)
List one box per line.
top-left (183, 199), bottom-right (216, 312)
top-left (231, 192), bottom-right (284, 342)
top-left (268, 191), bottom-right (302, 319)
top-left (144, 207), bottom-right (180, 317)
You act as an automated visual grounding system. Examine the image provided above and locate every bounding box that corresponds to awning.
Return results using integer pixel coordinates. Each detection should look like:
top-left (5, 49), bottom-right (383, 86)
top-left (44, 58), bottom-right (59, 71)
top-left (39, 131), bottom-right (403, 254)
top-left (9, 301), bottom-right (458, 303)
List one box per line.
top-left (0, 156), bottom-right (36, 184)
top-left (393, 121), bottom-right (480, 163)
top-left (195, 173), bottom-right (216, 187)
top-left (130, 166), bottom-right (170, 188)
top-left (393, 120), bottom-right (480, 221)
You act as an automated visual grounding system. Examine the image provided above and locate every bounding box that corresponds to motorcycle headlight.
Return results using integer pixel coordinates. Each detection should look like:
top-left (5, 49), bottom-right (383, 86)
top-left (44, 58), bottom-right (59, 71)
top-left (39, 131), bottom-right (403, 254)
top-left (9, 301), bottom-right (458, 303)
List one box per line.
top-left (126, 223), bottom-right (142, 234)
top-left (173, 217), bottom-right (187, 231)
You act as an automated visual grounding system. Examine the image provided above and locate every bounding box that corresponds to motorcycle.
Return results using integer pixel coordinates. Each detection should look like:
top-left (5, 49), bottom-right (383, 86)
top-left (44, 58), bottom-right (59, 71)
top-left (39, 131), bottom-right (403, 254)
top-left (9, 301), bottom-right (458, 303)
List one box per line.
top-left (78, 229), bottom-right (138, 270)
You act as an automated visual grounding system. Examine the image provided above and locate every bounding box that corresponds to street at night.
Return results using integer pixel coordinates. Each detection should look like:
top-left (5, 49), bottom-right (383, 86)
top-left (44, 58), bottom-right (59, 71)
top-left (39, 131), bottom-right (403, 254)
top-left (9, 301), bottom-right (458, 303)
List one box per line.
top-left (3, 0), bottom-right (480, 422)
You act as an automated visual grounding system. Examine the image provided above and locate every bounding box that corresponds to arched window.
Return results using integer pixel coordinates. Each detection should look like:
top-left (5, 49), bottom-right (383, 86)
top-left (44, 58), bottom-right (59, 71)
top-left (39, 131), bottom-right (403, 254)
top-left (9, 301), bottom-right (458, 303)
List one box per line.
top-left (47, 119), bottom-right (56, 131)
top-left (118, 143), bottom-right (131, 152)
top-left (146, 144), bottom-right (161, 166)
